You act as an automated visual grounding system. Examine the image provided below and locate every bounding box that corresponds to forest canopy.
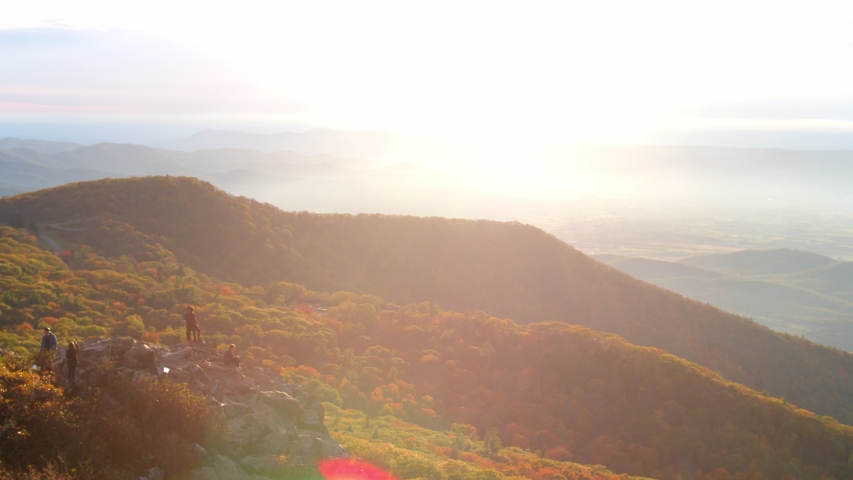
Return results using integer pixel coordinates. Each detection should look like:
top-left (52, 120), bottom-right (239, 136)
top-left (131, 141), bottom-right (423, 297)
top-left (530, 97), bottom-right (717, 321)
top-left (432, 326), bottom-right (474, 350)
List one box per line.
top-left (0, 222), bottom-right (852, 479)
top-left (3, 176), bottom-right (853, 428)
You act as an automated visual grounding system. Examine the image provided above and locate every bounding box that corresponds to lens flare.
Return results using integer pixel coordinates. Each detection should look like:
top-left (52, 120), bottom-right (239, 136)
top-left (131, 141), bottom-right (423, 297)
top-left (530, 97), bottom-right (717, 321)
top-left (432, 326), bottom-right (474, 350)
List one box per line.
top-left (319, 459), bottom-right (397, 480)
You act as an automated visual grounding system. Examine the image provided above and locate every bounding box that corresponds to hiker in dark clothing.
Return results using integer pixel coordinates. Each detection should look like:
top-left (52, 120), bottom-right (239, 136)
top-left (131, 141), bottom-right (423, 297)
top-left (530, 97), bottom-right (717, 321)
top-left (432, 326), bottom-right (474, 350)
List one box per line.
top-left (38, 327), bottom-right (57, 372)
top-left (66, 341), bottom-right (79, 382)
top-left (41, 327), bottom-right (58, 352)
top-left (224, 344), bottom-right (240, 368)
top-left (184, 306), bottom-right (201, 342)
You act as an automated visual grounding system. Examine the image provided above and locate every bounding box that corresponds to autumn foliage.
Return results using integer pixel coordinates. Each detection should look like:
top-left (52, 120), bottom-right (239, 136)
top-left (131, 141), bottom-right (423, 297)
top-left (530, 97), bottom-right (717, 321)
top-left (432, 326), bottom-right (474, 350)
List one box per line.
top-left (3, 176), bottom-right (853, 430)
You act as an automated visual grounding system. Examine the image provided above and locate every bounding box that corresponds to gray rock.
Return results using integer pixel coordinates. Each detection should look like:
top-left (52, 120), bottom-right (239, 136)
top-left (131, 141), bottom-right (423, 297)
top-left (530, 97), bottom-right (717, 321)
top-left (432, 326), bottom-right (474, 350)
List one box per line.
top-left (121, 343), bottom-right (162, 373)
top-left (214, 454), bottom-right (251, 480)
top-left (79, 338), bottom-right (113, 366)
top-left (297, 396), bottom-right (330, 436)
top-left (255, 427), bottom-right (298, 455)
top-left (53, 337), bottom-right (346, 477)
top-left (239, 455), bottom-right (275, 474)
top-left (261, 391), bottom-right (301, 414)
top-left (190, 364), bottom-right (211, 384)
top-left (188, 466), bottom-right (218, 480)
top-left (193, 443), bottom-right (208, 459)
top-left (112, 337), bottom-right (135, 359)
top-left (222, 402), bottom-right (249, 418)
top-left (139, 466), bottom-right (165, 480)
top-left (296, 429), bottom-right (348, 460)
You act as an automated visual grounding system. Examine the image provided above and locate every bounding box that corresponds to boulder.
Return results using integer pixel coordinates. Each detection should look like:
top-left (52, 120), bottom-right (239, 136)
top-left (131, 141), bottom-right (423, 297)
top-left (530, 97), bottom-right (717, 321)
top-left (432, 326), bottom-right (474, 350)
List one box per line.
top-left (160, 347), bottom-right (193, 365)
top-left (193, 443), bottom-right (208, 460)
top-left (189, 364), bottom-right (211, 384)
top-left (239, 456), bottom-right (275, 475)
top-left (111, 337), bottom-right (135, 359)
top-left (78, 338), bottom-right (113, 366)
top-left (55, 337), bottom-right (346, 479)
top-left (222, 402), bottom-right (249, 418)
top-left (187, 467), bottom-right (218, 480)
top-left (294, 429), bottom-right (348, 461)
top-left (254, 427), bottom-right (299, 456)
top-left (260, 391), bottom-right (301, 414)
top-left (139, 467), bottom-right (164, 480)
top-left (297, 395), bottom-right (330, 436)
top-left (213, 454), bottom-right (251, 480)
top-left (121, 342), bottom-right (162, 373)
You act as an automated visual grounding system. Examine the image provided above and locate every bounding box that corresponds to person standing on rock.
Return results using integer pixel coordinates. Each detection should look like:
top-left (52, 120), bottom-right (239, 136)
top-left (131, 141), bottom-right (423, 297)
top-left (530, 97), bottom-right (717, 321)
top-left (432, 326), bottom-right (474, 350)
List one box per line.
top-left (184, 306), bottom-right (201, 343)
top-left (66, 341), bottom-right (79, 383)
top-left (38, 327), bottom-right (58, 372)
top-left (224, 344), bottom-right (240, 368)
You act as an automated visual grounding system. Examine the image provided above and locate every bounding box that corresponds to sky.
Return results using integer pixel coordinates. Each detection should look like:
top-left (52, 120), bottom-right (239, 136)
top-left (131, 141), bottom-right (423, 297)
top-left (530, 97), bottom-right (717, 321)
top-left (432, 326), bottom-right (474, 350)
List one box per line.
top-left (3, 1), bottom-right (853, 147)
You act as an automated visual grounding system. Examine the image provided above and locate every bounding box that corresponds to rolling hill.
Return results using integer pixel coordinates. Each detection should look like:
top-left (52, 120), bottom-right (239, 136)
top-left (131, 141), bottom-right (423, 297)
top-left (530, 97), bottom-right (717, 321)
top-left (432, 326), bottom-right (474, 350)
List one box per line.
top-left (599, 252), bottom-right (853, 350)
top-left (0, 137), bottom-right (83, 154)
top-left (5, 176), bottom-right (853, 429)
top-left (679, 249), bottom-right (838, 277)
top-left (2, 223), bottom-right (853, 479)
top-left (0, 142), bottom-right (381, 211)
top-left (156, 128), bottom-right (414, 160)
top-left (790, 262), bottom-right (853, 302)
top-left (595, 255), bottom-right (727, 281)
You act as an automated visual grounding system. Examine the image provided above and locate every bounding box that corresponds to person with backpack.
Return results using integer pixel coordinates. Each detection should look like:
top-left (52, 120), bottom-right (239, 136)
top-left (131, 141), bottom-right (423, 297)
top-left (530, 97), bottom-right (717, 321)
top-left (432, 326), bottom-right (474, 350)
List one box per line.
top-left (66, 341), bottom-right (80, 383)
top-left (184, 306), bottom-right (201, 343)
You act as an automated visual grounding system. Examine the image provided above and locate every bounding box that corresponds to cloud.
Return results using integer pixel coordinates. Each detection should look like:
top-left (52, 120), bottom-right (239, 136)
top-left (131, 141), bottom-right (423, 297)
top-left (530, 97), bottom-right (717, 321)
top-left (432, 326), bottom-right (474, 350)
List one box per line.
top-left (0, 27), bottom-right (306, 115)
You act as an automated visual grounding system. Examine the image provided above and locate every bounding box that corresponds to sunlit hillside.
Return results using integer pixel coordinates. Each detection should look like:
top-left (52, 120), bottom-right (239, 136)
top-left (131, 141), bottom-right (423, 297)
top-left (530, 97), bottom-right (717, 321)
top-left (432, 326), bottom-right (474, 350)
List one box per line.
top-left (5, 177), bottom-right (853, 430)
top-left (2, 223), bottom-right (853, 479)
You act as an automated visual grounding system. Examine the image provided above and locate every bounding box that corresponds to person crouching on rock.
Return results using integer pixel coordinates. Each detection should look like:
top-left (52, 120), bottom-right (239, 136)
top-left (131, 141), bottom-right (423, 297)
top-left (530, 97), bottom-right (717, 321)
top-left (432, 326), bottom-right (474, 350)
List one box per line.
top-left (224, 344), bottom-right (240, 368)
top-left (66, 341), bottom-right (79, 383)
top-left (184, 306), bottom-right (201, 343)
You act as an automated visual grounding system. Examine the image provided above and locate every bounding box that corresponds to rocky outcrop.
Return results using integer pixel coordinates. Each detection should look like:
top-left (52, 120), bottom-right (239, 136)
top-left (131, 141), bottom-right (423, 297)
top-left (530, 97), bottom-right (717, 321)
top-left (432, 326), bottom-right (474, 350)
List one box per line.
top-left (53, 338), bottom-right (346, 480)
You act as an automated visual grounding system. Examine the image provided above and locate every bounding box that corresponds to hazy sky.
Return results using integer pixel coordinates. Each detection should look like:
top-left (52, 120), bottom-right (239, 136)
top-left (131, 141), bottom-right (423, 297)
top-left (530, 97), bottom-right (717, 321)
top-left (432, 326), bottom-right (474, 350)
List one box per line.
top-left (3, 1), bottom-right (853, 146)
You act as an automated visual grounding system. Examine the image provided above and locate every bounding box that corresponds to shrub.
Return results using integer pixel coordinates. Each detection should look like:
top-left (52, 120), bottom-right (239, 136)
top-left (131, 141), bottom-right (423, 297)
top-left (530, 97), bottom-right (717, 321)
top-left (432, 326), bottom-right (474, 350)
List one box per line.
top-left (0, 355), bottom-right (223, 478)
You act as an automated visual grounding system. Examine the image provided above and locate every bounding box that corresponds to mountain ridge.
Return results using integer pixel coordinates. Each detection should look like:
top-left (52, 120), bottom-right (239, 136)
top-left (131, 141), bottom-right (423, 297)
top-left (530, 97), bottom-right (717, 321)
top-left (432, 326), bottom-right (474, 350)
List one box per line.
top-left (5, 176), bottom-right (853, 427)
top-left (0, 137), bottom-right (84, 154)
top-left (679, 248), bottom-right (838, 276)
top-left (1, 223), bottom-right (852, 479)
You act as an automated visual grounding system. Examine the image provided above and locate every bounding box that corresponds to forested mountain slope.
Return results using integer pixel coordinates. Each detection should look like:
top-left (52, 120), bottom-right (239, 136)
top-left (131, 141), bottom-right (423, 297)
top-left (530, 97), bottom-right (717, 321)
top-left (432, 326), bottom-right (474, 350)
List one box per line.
top-left (680, 249), bottom-right (838, 277)
top-left (5, 176), bottom-right (853, 427)
top-left (2, 226), bottom-right (853, 479)
top-left (597, 254), bottom-right (853, 350)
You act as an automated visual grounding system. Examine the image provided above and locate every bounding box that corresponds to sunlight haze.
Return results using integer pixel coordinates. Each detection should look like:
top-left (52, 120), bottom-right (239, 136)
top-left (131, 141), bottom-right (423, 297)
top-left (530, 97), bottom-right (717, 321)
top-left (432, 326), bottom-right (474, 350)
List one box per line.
top-left (8, 4), bottom-right (853, 478)
top-left (4, 1), bottom-right (853, 145)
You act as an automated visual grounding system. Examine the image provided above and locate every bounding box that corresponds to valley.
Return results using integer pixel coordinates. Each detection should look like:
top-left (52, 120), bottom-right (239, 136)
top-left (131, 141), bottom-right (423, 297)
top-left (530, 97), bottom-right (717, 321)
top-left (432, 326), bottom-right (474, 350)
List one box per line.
top-left (598, 249), bottom-right (853, 351)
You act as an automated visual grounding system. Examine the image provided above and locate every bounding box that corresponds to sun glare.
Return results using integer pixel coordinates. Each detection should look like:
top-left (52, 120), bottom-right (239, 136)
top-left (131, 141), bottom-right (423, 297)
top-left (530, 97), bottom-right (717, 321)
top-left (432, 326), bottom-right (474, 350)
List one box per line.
top-left (3, 0), bottom-right (853, 143)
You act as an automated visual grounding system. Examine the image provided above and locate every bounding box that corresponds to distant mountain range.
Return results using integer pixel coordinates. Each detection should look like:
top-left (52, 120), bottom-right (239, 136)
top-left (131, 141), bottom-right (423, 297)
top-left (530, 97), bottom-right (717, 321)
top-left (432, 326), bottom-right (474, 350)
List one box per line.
top-left (598, 249), bottom-right (853, 349)
top-left (0, 137), bottom-right (83, 155)
top-left (0, 140), bottom-right (369, 197)
top-left (552, 144), bottom-right (853, 178)
top-left (154, 128), bottom-right (418, 161)
top-left (0, 138), bottom-right (528, 219)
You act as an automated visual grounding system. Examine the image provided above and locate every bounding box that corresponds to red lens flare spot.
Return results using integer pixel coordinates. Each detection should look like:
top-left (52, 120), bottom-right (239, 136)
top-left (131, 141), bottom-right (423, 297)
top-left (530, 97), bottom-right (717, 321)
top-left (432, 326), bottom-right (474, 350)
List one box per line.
top-left (319, 459), bottom-right (397, 480)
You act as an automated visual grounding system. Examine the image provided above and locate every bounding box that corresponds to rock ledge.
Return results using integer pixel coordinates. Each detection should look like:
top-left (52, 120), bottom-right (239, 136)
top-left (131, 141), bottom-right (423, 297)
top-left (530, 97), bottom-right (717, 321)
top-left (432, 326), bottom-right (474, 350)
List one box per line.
top-left (53, 338), bottom-right (346, 480)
